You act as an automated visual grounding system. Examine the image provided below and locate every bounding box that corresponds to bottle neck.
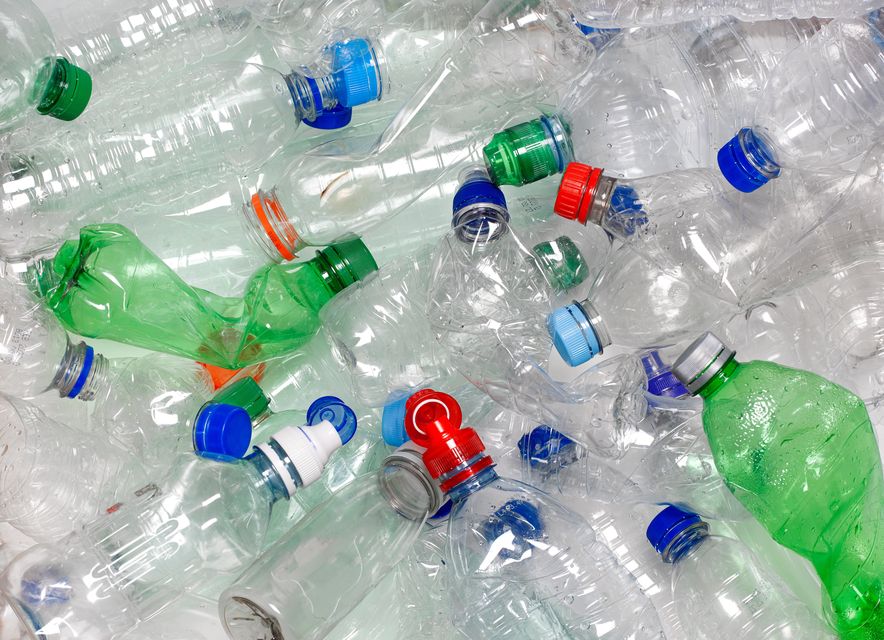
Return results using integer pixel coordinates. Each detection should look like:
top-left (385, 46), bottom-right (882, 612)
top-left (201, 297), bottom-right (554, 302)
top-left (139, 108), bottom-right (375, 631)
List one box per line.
top-left (284, 71), bottom-right (340, 124)
top-left (245, 444), bottom-right (299, 505)
top-left (696, 356), bottom-right (739, 400)
top-left (52, 341), bottom-right (108, 401)
top-left (444, 461), bottom-right (499, 503)
top-left (662, 522), bottom-right (710, 563)
top-left (575, 298), bottom-right (613, 353)
top-left (241, 188), bottom-right (305, 262)
top-left (585, 174), bottom-right (617, 228)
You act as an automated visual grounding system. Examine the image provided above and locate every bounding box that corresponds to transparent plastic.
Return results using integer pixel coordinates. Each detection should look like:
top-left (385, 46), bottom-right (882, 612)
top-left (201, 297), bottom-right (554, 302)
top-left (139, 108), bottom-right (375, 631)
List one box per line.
top-left (569, 0), bottom-right (879, 27)
top-left (665, 532), bottom-right (835, 638)
top-left (0, 394), bottom-right (148, 543)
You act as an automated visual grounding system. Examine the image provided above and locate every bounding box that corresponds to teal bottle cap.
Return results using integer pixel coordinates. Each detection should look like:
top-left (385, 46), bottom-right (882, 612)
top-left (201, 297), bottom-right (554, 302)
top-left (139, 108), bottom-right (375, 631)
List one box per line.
top-left (483, 114), bottom-right (572, 186)
top-left (532, 236), bottom-right (588, 292)
top-left (36, 58), bottom-right (92, 121)
top-left (319, 235), bottom-right (379, 292)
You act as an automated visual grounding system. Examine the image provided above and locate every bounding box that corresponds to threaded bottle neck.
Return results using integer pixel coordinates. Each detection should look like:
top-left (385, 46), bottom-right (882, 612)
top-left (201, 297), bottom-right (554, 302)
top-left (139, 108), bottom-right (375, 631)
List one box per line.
top-left (241, 189), bottom-right (305, 262)
top-left (51, 341), bottom-right (107, 401)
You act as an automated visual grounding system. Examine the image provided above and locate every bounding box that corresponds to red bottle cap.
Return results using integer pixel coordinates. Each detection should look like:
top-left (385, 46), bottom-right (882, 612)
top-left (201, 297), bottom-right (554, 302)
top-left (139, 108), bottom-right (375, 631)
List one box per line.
top-left (404, 389), bottom-right (493, 493)
top-left (554, 162), bottom-right (604, 225)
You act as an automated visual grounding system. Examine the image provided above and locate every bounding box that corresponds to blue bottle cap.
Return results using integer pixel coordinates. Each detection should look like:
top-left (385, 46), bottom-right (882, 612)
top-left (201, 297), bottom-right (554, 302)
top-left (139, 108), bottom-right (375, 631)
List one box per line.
top-left (571, 16), bottom-right (622, 48)
top-left (547, 303), bottom-right (600, 367)
top-left (307, 395), bottom-right (357, 445)
top-left (303, 104), bottom-right (353, 130)
top-left (517, 425), bottom-right (577, 468)
top-left (21, 565), bottom-right (71, 607)
top-left (381, 394), bottom-right (410, 447)
top-left (481, 500), bottom-right (544, 559)
top-left (332, 38), bottom-right (381, 108)
top-left (869, 9), bottom-right (884, 50)
top-left (641, 351), bottom-right (689, 398)
top-left (452, 175), bottom-right (508, 214)
top-left (646, 505), bottom-right (707, 557)
top-left (429, 498), bottom-right (453, 520)
top-left (717, 127), bottom-right (781, 193)
top-left (192, 403), bottom-right (253, 459)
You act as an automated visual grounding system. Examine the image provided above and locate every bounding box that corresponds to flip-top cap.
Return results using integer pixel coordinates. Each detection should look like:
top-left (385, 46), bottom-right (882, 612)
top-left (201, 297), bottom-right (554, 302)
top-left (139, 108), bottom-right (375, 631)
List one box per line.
top-left (307, 395), bottom-right (357, 445)
top-left (672, 332), bottom-right (735, 394)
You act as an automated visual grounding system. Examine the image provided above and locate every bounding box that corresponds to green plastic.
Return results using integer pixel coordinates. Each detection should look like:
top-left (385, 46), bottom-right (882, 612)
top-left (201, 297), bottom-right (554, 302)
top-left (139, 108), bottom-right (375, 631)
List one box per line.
top-left (483, 114), bottom-right (572, 187)
top-left (696, 357), bottom-right (883, 639)
top-left (531, 236), bottom-right (587, 292)
top-left (36, 224), bottom-right (377, 368)
top-left (210, 376), bottom-right (270, 420)
top-left (35, 57), bottom-right (91, 121)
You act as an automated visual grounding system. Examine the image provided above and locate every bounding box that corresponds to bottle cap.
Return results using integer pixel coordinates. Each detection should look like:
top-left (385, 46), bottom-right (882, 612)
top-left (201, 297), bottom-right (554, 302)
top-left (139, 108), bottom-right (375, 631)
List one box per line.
top-left (483, 115), bottom-right (572, 187)
top-left (481, 499), bottom-right (544, 558)
top-left (210, 375), bottom-right (270, 420)
top-left (403, 389), bottom-right (492, 493)
top-left (547, 302), bottom-right (601, 366)
top-left (641, 350), bottom-right (689, 398)
top-left (672, 332), bottom-right (734, 394)
top-left (332, 38), bottom-right (381, 107)
top-left (572, 18), bottom-right (622, 48)
top-left (303, 104), bottom-right (353, 129)
top-left (318, 235), bottom-right (379, 293)
top-left (870, 9), bottom-right (884, 50)
top-left (517, 425), bottom-right (578, 468)
top-left (646, 505), bottom-right (709, 559)
top-left (532, 236), bottom-right (588, 292)
top-left (36, 58), bottom-right (92, 121)
top-left (451, 168), bottom-right (510, 242)
top-left (452, 172), bottom-right (508, 213)
top-left (717, 128), bottom-right (780, 193)
top-left (306, 395), bottom-right (357, 445)
top-left (381, 393), bottom-right (410, 447)
top-left (554, 162), bottom-right (604, 224)
top-left (192, 403), bottom-right (253, 459)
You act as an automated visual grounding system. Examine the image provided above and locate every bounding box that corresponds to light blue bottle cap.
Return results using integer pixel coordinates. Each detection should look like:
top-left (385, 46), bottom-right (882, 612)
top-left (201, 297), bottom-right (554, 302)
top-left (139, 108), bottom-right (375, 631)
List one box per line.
top-left (717, 127), bottom-right (781, 193)
top-left (307, 395), bottom-right (357, 445)
top-left (192, 403), bottom-right (253, 459)
top-left (646, 505), bottom-right (708, 560)
top-left (332, 38), bottom-right (381, 108)
top-left (381, 394), bottom-right (410, 447)
top-left (547, 303), bottom-right (600, 367)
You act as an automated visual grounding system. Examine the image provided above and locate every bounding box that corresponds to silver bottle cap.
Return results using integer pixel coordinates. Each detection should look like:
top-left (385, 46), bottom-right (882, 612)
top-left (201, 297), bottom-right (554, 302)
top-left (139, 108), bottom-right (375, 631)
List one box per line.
top-left (672, 332), bottom-right (734, 394)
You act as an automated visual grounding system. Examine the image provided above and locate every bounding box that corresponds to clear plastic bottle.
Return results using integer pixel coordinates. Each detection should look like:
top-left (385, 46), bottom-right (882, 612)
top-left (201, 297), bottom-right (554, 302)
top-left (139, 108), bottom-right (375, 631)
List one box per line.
top-left (0, 0), bottom-right (91, 130)
top-left (561, 17), bottom-right (825, 178)
top-left (569, 0), bottom-right (878, 27)
top-left (647, 505), bottom-right (836, 639)
top-left (547, 244), bottom-right (736, 367)
top-left (0, 399), bottom-right (356, 639)
top-left (717, 14), bottom-right (884, 192)
top-left (0, 393), bottom-right (148, 543)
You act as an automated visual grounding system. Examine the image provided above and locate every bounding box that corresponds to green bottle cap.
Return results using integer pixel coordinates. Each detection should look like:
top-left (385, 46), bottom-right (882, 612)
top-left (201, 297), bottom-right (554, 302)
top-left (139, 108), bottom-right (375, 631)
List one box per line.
top-left (210, 376), bottom-right (270, 420)
top-left (483, 114), bottom-right (573, 187)
top-left (36, 58), bottom-right (92, 121)
top-left (318, 235), bottom-right (379, 292)
top-left (532, 236), bottom-right (588, 292)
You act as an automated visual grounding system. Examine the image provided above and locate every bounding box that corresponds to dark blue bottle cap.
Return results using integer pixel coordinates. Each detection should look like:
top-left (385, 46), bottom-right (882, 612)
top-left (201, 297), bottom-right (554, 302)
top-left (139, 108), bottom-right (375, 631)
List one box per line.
top-left (303, 104), bottom-right (353, 130)
top-left (193, 403), bottom-right (253, 459)
top-left (641, 351), bottom-right (689, 398)
top-left (429, 498), bottom-right (453, 520)
top-left (717, 127), bottom-right (781, 193)
top-left (481, 500), bottom-right (544, 559)
top-left (646, 505), bottom-right (707, 558)
top-left (307, 395), bottom-right (357, 445)
top-left (452, 175), bottom-right (508, 214)
top-left (517, 425), bottom-right (578, 468)
top-left (607, 184), bottom-right (647, 237)
top-left (381, 394), bottom-right (410, 447)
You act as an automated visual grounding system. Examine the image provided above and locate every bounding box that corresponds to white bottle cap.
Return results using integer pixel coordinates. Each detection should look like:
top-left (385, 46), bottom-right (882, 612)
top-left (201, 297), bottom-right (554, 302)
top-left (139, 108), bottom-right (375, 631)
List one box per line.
top-left (256, 420), bottom-right (342, 496)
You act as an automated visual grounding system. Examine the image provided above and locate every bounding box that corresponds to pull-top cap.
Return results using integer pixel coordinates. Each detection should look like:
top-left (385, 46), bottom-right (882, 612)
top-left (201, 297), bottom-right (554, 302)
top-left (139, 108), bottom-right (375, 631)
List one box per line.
top-left (672, 332), bottom-right (734, 394)
top-left (331, 38), bottom-right (381, 107)
top-left (36, 58), bottom-right (92, 121)
top-left (554, 162), bottom-right (604, 224)
top-left (547, 301), bottom-right (601, 366)
top-left (318, 235), bottom-right (379, 292)
top-left (193, 403), bottom-right (253, 459)
top-left (532, 236), bottom-right (587, 292)
top-left (641, 350), bottom-right (689, 398)
top-left (717, 127), bottom-right (781, 193)
top-left (483, 114), bottom-right (572, 187)
top-left (646, 505), bottom-right (709, 562)
top-left (404, 389), bottom-right (492, 493)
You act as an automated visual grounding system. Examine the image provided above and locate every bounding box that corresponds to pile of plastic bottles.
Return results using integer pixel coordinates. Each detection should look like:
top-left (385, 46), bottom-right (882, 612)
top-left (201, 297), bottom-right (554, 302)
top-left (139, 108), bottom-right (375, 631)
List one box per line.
top-left (0, 0), bottom-right (881, 637)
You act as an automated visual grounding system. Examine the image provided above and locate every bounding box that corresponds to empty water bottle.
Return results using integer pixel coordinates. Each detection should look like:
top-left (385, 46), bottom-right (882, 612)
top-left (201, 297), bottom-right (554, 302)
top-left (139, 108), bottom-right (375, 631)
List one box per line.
top-left (0, 0), bottom-right (91, 129)
top-left (647, 505), bottom-right (835, 638)
top-left (672, 332), bottom-right (883, 638)
top-left (0, 396), bottom-right (356, 639)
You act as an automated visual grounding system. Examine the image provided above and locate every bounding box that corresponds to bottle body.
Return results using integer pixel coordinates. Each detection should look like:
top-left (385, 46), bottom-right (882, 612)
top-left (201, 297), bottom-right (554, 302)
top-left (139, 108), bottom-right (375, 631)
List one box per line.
top-left (702, 359), bottom-right (884, 637)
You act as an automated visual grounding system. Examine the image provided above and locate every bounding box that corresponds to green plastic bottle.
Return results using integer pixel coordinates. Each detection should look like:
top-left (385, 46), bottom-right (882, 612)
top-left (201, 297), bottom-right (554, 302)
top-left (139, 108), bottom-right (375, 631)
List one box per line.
top-left (673, 332), bottom-right (883, 639)
top-left (32, 224), bottom-right (377, 368)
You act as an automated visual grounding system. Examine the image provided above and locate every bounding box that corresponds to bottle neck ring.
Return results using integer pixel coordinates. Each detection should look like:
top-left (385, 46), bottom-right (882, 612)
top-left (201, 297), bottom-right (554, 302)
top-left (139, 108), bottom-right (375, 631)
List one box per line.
top-left (52, 341), bottom-right (107, 401)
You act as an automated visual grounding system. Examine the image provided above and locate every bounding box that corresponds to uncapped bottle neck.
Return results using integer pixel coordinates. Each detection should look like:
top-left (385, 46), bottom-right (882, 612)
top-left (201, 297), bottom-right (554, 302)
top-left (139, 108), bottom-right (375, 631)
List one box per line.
top-left (52, 341), bottom-right (107, 401)
top-left (242, 189), bottom-right (305, 262)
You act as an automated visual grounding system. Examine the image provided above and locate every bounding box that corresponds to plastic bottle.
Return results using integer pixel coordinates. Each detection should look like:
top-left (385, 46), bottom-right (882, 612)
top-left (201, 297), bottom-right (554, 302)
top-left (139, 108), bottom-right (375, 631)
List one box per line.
top-left (219, 389), bottom-right (663, 639)
top-left (672, 332), bottom-right (884, 638)
top-left (0, 393), bottom-right (148, 543)
top-left (30, 224), bottom-right (378, 368)
top-left (0, 397), bottom-right (356, 640)
top-left (568, 0), bottom-right (878, 27)
top-left (559, 17), bottom-right (825, 178)
top-left (717, 14), bottom-right (884, 192)
top-left (647, 505), bottom-right (836, 639)
top-left (547, 244), bottom-right (735, 367)
top-left (0, 0), bottom-right (91, 130)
